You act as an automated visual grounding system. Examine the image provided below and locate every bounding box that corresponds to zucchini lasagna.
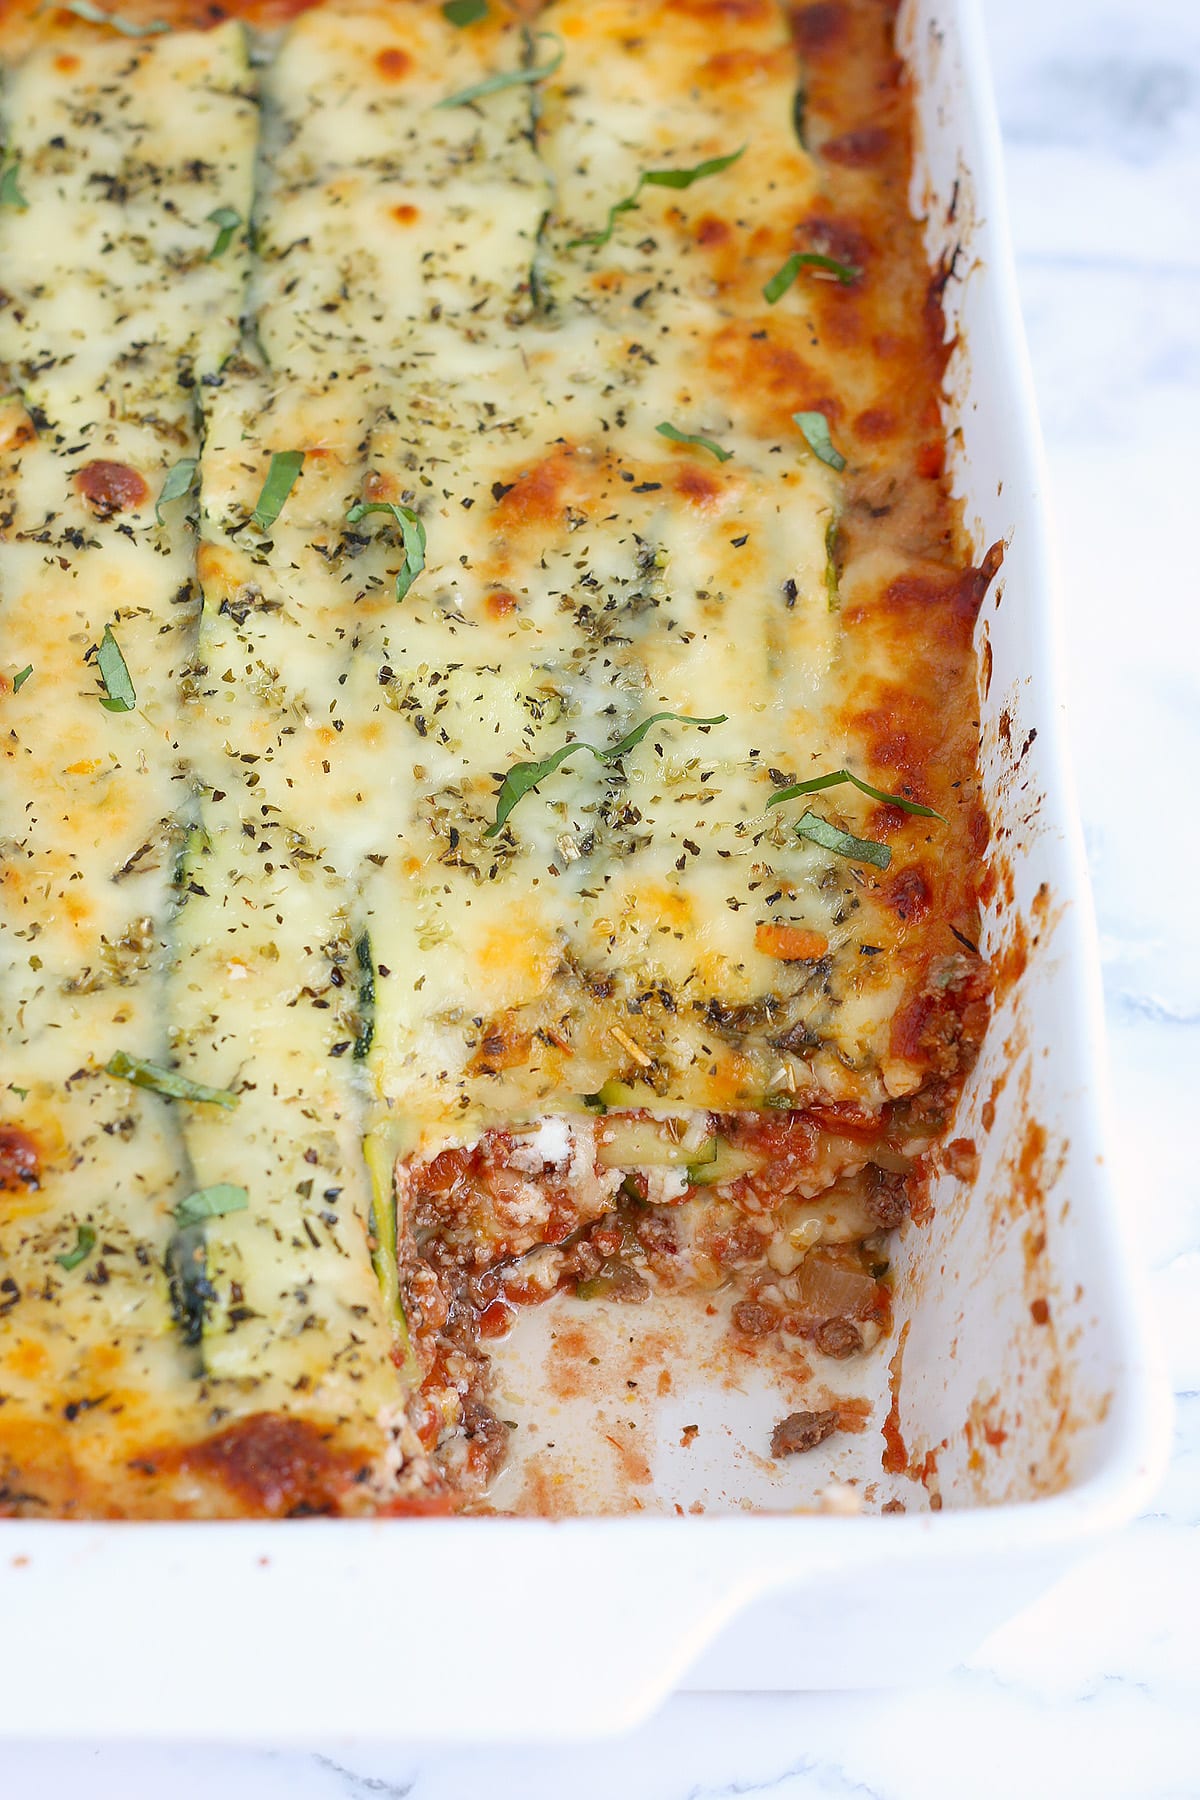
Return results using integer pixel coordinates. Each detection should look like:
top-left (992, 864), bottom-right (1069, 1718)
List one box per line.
top-left (0, 0), bottom-right (996, 1516)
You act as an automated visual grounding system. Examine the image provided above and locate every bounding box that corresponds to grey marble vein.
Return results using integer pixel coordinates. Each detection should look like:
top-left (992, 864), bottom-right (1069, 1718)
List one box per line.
top-left (311, 1754), bottom-right (416, 1799)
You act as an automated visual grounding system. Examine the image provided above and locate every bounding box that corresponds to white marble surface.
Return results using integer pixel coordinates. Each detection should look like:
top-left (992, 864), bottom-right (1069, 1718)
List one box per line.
top-left (6, 0), bottom-right (1198, 1791)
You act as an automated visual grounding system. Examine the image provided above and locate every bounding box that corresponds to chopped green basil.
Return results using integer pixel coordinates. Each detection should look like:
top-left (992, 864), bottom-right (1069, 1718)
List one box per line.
top-left (96, 625), bottom-right (136, 714)
top-left (55, 1224), bottom-right (96, 1272)
top-left (205, 205), bottom-right (241, 261)
top-left (793, 410), bottom-right (846, 472)
top-left (767, 767), bottom-right (945, 819)
top-left (763, 250), bottom-right (859, 302)
top-left (793, 810), bottom-right (891, 871)
top-left (436, 31), bottom-right (561, 107)
top-left (486, 710), bottom-right (726, 838)
top-left (174, 1184), bottom-right (249, 1229)
top-left (250, 451), bottom-right (305, 531)
top-left (61, 0), bottom-right (170, 33)
top-left (0, 160), bottom-right (28, 211)
top-left (345, 499), bottom-right (426, 601)
top-left (655, 422), bottom-right (733, 464)
top-left (155, 456), bottom-right (198, 523)
top-left (569, 147), bottom-right (746, 251)
top-left (12, 665), bottom-right (32, 693)
top-left (106, 1049), bottom-right (239, 1110)
top-left (442, 0), bottom-right (488, 21)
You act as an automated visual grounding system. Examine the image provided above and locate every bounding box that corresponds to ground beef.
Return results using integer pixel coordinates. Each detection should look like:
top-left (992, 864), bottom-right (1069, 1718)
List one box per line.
top-left (890, 953), bottom-right (992, 1081)
top-left (864, 1166), bottom-right (910, 1228)
top-left (702, 1215), bottom-right (767, 1268)
top-left (732, 1300), bottom-right (777, 1337)
top-left (556, 1236), bottom-right (606, 1285)
top-left (770, 1409), bottom-right (840, 1457)
top-left (579, 1259), bottom-right (650, 1302)
top-left (814, 1318), bottom-right (864, 1359)
top-left (631, 1207), bottom-right (680, 1258)
top-left (460, 1398), bottom-right (510, 1486)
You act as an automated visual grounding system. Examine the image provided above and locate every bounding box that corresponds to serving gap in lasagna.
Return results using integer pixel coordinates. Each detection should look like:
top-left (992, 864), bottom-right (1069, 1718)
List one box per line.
top-left (386, 947), bottom-right (990, 1514)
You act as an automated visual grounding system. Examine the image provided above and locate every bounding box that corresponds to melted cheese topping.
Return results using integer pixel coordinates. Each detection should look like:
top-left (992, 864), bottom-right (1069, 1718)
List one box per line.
top-left (0, 0), bottom-right (990, 1515)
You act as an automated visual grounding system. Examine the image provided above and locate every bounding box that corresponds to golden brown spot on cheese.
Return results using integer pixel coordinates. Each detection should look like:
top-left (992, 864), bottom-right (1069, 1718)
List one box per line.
top-left (240, 0), bottom-right (326, 23)
top-left (390, 202), bottom-right (419, 225)
top-left (665, 0), bottom-right (772, 19)
top-left (0, 401), bottom-right (35, 453)
top-left (694, 213), bottom-right (732, 247)
top-left (61, 889), bottom-right (97, 929)
top-left (86, 1342), bottom-right (125, 1375)
top-left (0, 1128), bottom-right (40, 1194)
top-left (885, 865), bottom-right (931, 924)
top-left (478, 918), bottom-right (557, 990)
top-left (485, 589), bottom-right (518, 619)
top-left (706, 321), bottom-right (835, 434)
top-left (853, 406), bottom-right (896, 441)
top-left (804, 214), bottom-right (871, 275)
top-left (74, 460), bottom-right (149, 518)
top-left (699, 46), bottom-right (779, 85)
top-left (789, 2), bottom-right (848, 55)
top-left (169, 1414), bottom-right (363, 1517)
top-left (822, 125), bottom-right (891, 167)
top-left (6, 1338), bottom-right (49, 1381)
top-left (470, 1026), bottom-right (533, 1077)
top-left (671, 463), bottom-right (723, 507)
top-left (363, 469), bottom-right (403, 503)
top-left (637, 885), bottom-right (693, 931)
top-left (375, 45), bottom-right (412, 80)
top-left (53, 50), bottom-right (78, 70)
top-left (491, 446), bottom-right (576, 531)
top-left (195, 539), bottom-right (240, 590)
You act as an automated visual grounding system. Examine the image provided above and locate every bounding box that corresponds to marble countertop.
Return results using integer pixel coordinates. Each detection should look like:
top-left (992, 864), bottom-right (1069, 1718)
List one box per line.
top-left (6, 0), bottom-right (1197, 1792)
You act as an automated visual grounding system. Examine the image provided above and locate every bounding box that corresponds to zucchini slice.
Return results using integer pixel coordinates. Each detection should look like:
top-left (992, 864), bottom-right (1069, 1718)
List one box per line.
top-left (686, 1139), bottom-right (764, 1187)
top-left (0, 23), bottom-right (261, 1493)
top-left (596, 1116), bottom-right (714, 1169)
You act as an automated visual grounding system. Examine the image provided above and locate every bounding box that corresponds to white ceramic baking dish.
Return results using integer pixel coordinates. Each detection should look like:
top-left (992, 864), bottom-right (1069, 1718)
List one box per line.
top-left (0, 0), bottom-right (1170, 1741)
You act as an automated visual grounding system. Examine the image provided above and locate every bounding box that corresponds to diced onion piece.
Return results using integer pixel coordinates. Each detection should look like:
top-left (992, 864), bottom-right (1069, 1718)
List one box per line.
top-left (869, 1143), bottom-right (916, 1175)
top-left (790, 1251), bottom-right (878, 1322)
